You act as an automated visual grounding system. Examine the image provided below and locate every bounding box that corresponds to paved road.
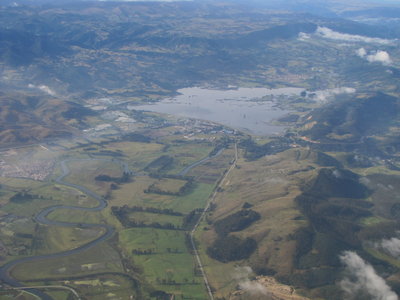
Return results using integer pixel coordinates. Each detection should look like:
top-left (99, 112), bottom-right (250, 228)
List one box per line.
top-left (178, 148), bottom-right (224, 176)
top-left (0, 150), bottom-right (224, 300)
top-left (190, 143), bottom-right (237, 300)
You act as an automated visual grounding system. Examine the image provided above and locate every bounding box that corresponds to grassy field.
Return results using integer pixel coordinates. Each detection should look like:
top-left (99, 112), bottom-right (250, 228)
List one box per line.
top-left (0, 217), bottom-right (37, 262)
top-left (151, 178), bottom-right (187, 194)
top-left (36, 290), bottom-right (70, 300)
top-left (11, 242), bottom-right (124, 281)
top-left (0, 177), bottom-right (45, 189)
top-left (360, 216), bottom-right (387, 226)
top-left (119, 227), bottom-right (208, 299)
top-left (364, 247), bottom-right (400, 269)
top-left (196, 148), bottom-right (314, 298)
top-left (162, 142), bottom-right (213, 174)
top-left (18, 273), bottom-right (139, 300)
top-left (63, 273), bottom-right (137, 300)
top-left (187, 147), bottom-right (235, 184)
top-left (85, 137), bottom-right (214, 174)
top-left (0, 289), bottom-right (41, 300)
top-left (1, 183), bottom-right (98, 217)
top-left (110, 175), bottom-right (215, 214)
top-left (0, 133), bottom-right (233, 299)
top-left (81, 141), bottom-right (164, 171)
top-left (325, 151), bottom-right (400, 177)
top-left (47, 208), bottom-right (103, 224)
top-left (127, 212), bottom-right (183, 227)
top-left (0, 222), bottom-right (103, 261)
top-left (65, 160), bottom-right (123, 196)
top-left (32, 225), bottom-right (104, 255)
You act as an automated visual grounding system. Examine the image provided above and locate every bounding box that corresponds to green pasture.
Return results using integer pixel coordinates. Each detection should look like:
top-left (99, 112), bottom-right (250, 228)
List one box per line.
top-left (64, 160), bottom-right (123, 196)
top-left (127, 212), bottom-right (183, 227)
top-left (46, 208), bottom-right (103, 224)
top-left (151, 178), bottom-right (187, 194)
top-left (90, 141), bottom-right (164, 170)
top-left (141, 182), bottom-right (215, 214)
top-left (110, 175), bottom-right (215, 214)
top-left (119, 228), bottom-right (207, 299)
top-left (162, 142), bottom-right (213, 174)
top-left (32, 226), bottom-right (104, 255)
top-left (0, 179), bottom-right (98, 217)
top-left (11, 242), bottom-right (123, 281)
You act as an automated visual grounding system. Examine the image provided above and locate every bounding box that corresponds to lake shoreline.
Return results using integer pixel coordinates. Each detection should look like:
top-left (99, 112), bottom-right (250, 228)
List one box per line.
top-left (129, 86), bottom-right (304, 136)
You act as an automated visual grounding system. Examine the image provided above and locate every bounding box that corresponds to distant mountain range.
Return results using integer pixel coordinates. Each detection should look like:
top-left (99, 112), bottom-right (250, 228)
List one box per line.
top-left (1, 1), bottom-right (400, 98)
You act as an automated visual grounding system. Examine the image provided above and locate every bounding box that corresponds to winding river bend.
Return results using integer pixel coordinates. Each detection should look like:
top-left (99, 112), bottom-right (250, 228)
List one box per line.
top-left (0, 150), bottom-right (223, 299)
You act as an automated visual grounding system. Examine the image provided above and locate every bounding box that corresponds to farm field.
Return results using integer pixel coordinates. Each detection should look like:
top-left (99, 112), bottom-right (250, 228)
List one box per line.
top-left (120, 228), bottom-right (208, 299)
top-left (1, 1), bottom-right (400, 298)
top-left (0, 126), bottom-right (234, 299)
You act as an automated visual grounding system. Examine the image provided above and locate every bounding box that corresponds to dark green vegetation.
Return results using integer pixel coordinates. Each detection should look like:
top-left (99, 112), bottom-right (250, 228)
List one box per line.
top-left (199, 89), bottom-right (400, 298)
top-left (0, 128), bottom-right (232, 299)
top-left (202, 147), bottom-right (400, 299)
top-left (145, 177), bottom-right (195, 196)
top-left (214, 209), bottom-right (261, 236)
top-left (274, 165), bottom-right (400, 297)
top-left (112, 205), bottom-right (183, 230)
top-left (144, 155), bottom-right (174, 174)
top-left (207, 236), bottom-right (258, 263)
top-left (9, 191), bottom-right (40, 204)
top-left (300, 93), bottom-right (400, 148)
top-left (294, 168), bottom-right (372, 265)
top-left (95, 172), bottom-right (132, 184)
top-left (206, 209), bottom-right (260, 262)
top-left (0, 0), bottom-right (400, 299)
top-left (240, 136), bottom-right (293, 160)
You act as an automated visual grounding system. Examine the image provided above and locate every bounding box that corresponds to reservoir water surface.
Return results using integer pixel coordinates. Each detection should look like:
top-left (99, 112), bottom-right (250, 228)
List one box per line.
top-left (130, 87), bottom-right (304, 135)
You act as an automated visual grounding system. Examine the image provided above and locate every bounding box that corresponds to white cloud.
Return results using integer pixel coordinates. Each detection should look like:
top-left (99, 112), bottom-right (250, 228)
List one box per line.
top-left (367, 51), bottom-right (392, 65)
top-left (233, 266), bottom-right (253, 281)
top-left (239, 280), bottom-right (270, 296)
top-left (38, 85), bottom-right (56, 96)
top-left (298, 32), bottom-right (311, 41)
top-left (359, 177), bottom-right (371, 186)
top-left (313, 87), bottom-right (356, 102)
top-left (356, 47), bottom-right (367, 57)
top-left (333, 169), bottom-right (342, 178)
top-left (356, 48), bottom-right (392, 65)
top-left (316, 27), bottom-right (394, 45)
top-left (28, 84), bottom-right (57, 96)
top-left (376, 238), bottom-right (400, 258)
top-left (234, 266), bottom-right (270, 296)
top-left (340, 251), bottom-right (398, 300)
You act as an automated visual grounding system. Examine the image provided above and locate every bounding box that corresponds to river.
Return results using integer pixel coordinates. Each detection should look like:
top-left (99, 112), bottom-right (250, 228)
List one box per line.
top-left (0, 151), bottom-right (224, 299)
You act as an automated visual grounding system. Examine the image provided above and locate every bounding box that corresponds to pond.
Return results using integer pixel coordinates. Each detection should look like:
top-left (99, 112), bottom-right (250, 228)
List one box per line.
top-left (130, 86), bottom-right (304, 135)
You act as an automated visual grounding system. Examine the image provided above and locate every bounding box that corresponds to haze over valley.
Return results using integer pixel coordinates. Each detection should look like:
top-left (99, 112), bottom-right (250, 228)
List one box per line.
top-left (0, 0), bottom-right (399, 299)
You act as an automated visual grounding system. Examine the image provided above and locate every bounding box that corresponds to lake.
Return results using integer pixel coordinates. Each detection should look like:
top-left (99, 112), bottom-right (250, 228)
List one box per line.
top-left (130, 87), bottom-right (304, 135)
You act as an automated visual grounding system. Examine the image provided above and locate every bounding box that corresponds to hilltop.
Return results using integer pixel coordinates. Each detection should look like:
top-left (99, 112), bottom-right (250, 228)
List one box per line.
top-left (0, 91), bottom-right (96, 147)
